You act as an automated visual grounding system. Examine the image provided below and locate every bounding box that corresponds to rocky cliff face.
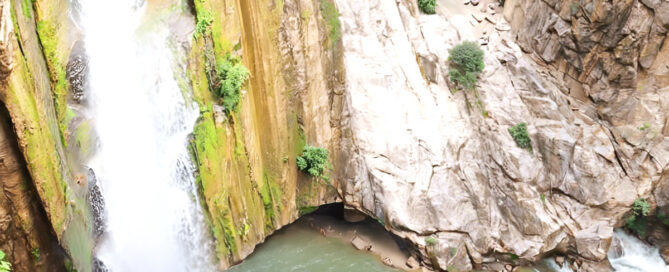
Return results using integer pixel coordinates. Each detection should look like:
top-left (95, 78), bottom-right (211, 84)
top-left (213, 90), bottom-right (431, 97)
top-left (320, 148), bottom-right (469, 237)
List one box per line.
top-left (0, 1), bottom-right (67, 270)
top-left (332, 0), bottom-right (667, 270)
top-left (505, 0), bottom-right (669, 264)
top-left (1, 0), bottom-right (667, 271)
top-left (0, 0), bottom-right (94, 270)
top-left (186, 0), bottom-right (342, 267)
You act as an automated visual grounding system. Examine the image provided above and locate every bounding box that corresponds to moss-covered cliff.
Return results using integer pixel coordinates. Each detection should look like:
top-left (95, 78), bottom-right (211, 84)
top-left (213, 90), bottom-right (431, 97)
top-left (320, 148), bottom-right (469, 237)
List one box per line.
top-left (0, 0), bottom-right (94, 270)
top-left (187, 0), bottom-right (344, 267)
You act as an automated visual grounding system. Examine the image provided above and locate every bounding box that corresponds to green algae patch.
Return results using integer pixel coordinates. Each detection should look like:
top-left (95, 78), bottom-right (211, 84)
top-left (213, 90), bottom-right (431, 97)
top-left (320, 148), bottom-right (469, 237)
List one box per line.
top-left (35, 20), bottom-right (69, 145)
top-left (21, 0), bottom-right (34, 19)
top-left (186, 0), bottom-right (336, 266)
top-left (74, 120), bottom-right (92, 159)
top-left (6, 2), bottom-right (94, 270)
top-left (4, 38), bottom-right (68, 237)
top-left (319, 0), bottom-right (341, 47)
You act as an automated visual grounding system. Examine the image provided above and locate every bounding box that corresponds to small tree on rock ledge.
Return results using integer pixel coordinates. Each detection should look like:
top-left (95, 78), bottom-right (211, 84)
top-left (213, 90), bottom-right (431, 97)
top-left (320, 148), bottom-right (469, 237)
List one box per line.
top-left (297, 145), bottom-right (331, 181)
top-left (448, 41), bottom-right (485, 91)
top-left (418, 0), bottom-right (436, 14)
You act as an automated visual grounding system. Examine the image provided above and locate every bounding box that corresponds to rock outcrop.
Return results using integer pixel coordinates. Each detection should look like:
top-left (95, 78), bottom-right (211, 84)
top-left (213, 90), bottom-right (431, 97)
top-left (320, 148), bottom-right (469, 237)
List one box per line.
top-left (0, 0), bottom-right (68, 270)
top-left (0, 0), bottom-right (94, 270)
top-left (333, 0), bottom-right (666, 270)
top-left (1, 0), bottom-right (667, 271)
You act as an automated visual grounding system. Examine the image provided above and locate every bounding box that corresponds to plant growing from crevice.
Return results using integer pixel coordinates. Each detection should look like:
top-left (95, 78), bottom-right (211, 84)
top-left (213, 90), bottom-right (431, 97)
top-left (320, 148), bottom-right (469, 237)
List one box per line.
top-left (626, 198), bottom-right (651, 237)
top-left (509, 122), bottom-right (532, 150)
top-left (0, 250), bottom-right (11, 272)
top-left (448, 41), bottom-right (485, 91)
top-left (30, 248), bottom-right (40, 262)
top-left (194, 10), bottom-right (213, 38)
top-left (418, 0), bottom-right (436, 14)
top-left (425, 236), bottom-right (437, 246)
top-left (319, 0), bottom-right (341, 46)
top-left (297, 145), bottom-right (331, 181)
top-left (214, 55), bottom-right (250, 113)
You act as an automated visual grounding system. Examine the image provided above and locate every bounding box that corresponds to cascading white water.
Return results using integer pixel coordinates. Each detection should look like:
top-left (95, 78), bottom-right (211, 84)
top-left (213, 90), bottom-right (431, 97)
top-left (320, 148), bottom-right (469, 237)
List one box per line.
top-left (608, 229), bottom-right (669, 272)
top-left (535, 229), bottom-right (669, 272)
top-left (78, 1), bottom-right (215, 271)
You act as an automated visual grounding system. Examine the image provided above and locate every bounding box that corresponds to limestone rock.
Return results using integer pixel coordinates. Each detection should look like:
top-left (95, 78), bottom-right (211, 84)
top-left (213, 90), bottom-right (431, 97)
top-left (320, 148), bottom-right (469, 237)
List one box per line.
top-left (334, 0), bottom-right (660, 269)
top-left (351, 236), bottom-right (371, 251)
top-left (406, 256), bottom-right (419, 269)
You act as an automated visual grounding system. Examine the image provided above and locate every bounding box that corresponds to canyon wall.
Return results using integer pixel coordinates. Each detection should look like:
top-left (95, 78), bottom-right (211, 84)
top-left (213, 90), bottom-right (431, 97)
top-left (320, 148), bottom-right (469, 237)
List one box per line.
top-left (0, 0), bottom-right (95, 270)
top-left (0, 0), bottom-right (667, 271)
top-left (185, 0), bottom-right (341, 267)
top-left (332, 0), bottom-right (667, 270)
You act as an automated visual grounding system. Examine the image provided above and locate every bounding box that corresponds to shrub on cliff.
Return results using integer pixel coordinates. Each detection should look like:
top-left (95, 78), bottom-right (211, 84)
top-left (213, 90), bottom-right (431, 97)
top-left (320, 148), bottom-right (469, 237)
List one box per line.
top-left (297, 145), bottom-right (330, 181)
top-left (509, 122), bottom-right (531, 150)
top-left (0, 250), bottom-right (11, 272)
top-left (418, 0), bottom-right (436, 14)
top-left (215, 55), bottom-right (250, 113)
top-left (626, 198), bottom-right (651, 237)
top-left (448, 41), bottom-right (485, 91)
top-left (194, 10), bottom-right (213, 38)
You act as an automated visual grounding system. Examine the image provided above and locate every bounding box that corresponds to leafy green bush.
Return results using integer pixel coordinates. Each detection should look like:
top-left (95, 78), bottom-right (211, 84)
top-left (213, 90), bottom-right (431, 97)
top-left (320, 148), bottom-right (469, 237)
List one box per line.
top-left (626, 198), bottom-right (651, 237)
top-left (448, 41), bottom-right (485, 90)
top-left (509, 122), bottom-right (531, 150)
top-left (633, 198), bottom-right (651, 216)
top-left (418, 0), bottom-right (436, 14)
top-left (194, 10), bottom-right (213, 38)
top-left (215, 56), bottom-right (250, 113)
top-left (425, 236), bottom-right (437, 246)
top-left (0, 250), bottom-right (11, 272)
top-left (297, 145), bottom-right (330, 181)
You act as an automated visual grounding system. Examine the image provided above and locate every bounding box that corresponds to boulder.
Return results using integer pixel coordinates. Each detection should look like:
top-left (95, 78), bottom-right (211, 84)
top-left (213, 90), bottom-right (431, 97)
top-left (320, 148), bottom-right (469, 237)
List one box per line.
top-left (351, 236), bottom-right (371, 251)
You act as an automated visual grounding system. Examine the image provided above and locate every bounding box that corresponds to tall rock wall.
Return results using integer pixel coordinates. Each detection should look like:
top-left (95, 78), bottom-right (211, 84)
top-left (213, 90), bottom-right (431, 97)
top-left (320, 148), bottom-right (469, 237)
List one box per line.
top-left (0, 0), bottom-right (94, 270)
top-left (504, 0), bottom-right (669, 204)
top-left (186, 0), bottom-right (342, 268)
top-left (332, 0), bottom-right (667, 270)
top-left (0, 0), bottom-right (67, 270)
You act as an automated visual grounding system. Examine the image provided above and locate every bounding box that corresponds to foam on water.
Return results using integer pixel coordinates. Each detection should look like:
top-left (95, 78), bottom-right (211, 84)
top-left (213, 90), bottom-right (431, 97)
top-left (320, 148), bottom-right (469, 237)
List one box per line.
top-left (77, 1), bottom-right (215, 271)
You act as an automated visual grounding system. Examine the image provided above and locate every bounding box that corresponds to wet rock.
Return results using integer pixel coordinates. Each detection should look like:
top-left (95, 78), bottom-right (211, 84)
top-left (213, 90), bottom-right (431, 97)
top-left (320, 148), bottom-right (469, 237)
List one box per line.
top-left (351, 236), bottom-right (371, 250)
top-left (382, 256), bottom-right (393, 267)
top-left (555, 256), bottom-right (565, 267)
top-left (87, 168), bottom-right (106, 239)
top-left (92, 256), bottom-right (110, 272)
top-left (661, 247), bottom-right (669, 264)
top-left (67, 41), bottom-right (89, 104)
top-left (213, 105), bottom-right (227, 124)
top-left (406, 256), bottom-right (419, 269)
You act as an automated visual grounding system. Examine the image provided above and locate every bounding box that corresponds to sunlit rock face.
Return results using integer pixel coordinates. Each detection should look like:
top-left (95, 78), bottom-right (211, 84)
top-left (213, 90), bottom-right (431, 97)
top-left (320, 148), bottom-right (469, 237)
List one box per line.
top-left (333, 0), bottom-right (666, 270)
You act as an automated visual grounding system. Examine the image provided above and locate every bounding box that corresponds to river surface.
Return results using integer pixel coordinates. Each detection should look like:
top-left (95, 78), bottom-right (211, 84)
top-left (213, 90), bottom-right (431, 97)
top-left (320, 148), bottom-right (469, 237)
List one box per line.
top-left (227, 216), bottom-right (397, 272)
top-left (228, 215), bottom-right (669, 272)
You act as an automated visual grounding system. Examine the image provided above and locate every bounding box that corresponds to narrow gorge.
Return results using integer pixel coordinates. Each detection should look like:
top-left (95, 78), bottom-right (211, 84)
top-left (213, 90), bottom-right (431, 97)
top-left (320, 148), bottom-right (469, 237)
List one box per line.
top-left (0, 0), bottom-right (668, 271)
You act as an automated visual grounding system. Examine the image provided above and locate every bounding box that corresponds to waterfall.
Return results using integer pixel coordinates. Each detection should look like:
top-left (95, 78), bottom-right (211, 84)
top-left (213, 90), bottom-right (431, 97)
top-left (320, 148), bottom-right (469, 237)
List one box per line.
top-left (608, 229), bottom-right (669, 272)
top-left (78, 1), bottom-right (215, 271)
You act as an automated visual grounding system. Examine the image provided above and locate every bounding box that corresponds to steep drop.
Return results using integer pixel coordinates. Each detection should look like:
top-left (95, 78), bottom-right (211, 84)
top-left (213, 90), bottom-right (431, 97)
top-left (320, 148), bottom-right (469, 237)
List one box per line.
top-left (78, 1), bottom-right (214, 271)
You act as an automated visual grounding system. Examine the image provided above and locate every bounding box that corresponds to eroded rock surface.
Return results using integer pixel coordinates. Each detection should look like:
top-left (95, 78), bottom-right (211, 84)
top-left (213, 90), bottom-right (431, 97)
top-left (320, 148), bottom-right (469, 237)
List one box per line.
top-left (333, 0), bottom-right (666, 270)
